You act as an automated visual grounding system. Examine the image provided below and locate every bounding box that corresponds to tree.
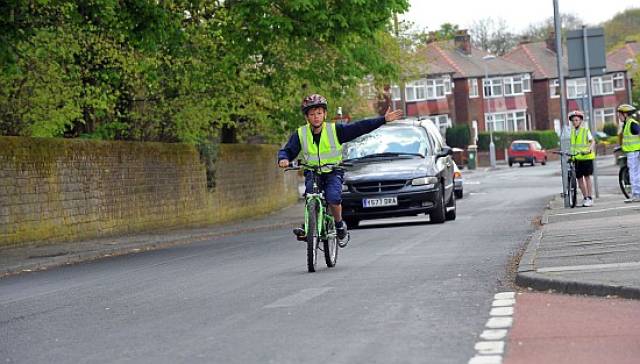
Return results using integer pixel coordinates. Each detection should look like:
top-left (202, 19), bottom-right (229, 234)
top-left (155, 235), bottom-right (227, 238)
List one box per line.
top-left (602, 8), bottom-right (640, 51)
top-left (470, 18), bottom-right (517, 55)
top-left (520, 13), bottom-right (583, 42)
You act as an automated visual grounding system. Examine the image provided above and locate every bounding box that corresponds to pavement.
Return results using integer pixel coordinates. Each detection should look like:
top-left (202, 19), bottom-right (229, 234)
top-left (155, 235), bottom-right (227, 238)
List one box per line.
top-left (516, 157), bottom-right (640, 299)
top-left (3, 156), bottom-right (639, 302)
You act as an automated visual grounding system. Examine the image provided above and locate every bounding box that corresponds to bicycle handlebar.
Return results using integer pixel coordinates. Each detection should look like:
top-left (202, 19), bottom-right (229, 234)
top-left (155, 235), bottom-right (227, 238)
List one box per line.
top-left (552, 150), bottom-right (591, 157)
top-left (284, 161), bottom-right (352, 173)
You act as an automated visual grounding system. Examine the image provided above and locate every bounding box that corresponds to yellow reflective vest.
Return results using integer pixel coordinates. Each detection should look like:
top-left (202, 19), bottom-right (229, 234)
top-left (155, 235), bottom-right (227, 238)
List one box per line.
top-left (570, 126), bottom-right (595, 160)
top-left (297, 122), bottom-right (343, 173)
top-left (622, 117), bottom-right (640, 153)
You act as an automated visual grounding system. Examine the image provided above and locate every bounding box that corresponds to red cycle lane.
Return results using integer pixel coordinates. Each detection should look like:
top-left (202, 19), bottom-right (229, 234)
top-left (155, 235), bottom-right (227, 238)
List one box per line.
top-left (504, 292), bottom-right (640, 364)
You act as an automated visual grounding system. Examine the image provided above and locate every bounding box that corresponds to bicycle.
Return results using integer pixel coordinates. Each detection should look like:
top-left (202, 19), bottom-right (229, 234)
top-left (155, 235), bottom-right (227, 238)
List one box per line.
top-left (284, 162), bottom-right (350, 272)
top-left (614, 147), bottom-right (631, 199)
top-left (552, 151), bottom-right (578, 208)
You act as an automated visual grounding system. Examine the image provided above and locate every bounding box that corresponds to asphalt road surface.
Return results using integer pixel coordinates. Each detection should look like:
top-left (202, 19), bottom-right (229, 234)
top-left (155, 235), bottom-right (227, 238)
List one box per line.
top-left (1, 163), bottom-right (562, 364)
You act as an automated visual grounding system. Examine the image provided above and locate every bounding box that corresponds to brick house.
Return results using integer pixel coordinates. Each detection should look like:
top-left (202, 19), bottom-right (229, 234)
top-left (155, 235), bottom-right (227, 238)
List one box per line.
top-left (504, 35), bottom-right (630, 132)
top-left (390, 31), bottom-right (536, 137)
top-left (607, 40), bottom-right (639, 93)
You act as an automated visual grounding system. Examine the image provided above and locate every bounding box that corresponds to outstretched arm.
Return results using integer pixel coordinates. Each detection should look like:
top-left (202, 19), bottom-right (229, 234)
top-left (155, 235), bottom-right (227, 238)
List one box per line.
top-left (337, 108), bottom-right (404, 144)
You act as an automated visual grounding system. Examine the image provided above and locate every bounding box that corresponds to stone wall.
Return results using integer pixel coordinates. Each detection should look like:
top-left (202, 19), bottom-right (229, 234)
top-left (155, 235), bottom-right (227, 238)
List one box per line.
top-left (0, 137), bottom-right (298, 247)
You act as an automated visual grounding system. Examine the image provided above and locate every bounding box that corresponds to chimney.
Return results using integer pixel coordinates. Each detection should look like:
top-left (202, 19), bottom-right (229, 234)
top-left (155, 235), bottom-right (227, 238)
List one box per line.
top-left (454, 30), bottom-right (472, 55)
top-left (545, 30), bottom-right (556, 52)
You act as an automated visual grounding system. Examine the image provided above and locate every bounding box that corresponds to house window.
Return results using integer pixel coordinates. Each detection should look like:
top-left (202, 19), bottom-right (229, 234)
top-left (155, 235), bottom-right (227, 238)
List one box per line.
top-left (591, 75), bottom-right (614, 96)
top-left (426, 78), bottom-right (447, 99)
top-left (391, 85), bottom-right (401, 101)
top-left (483, 78), bottom-right (503, 98)
top-left (522, 74), bottom-right (531, 92)
top-left (567, 78), bottom-right (587, 99)
top-left (613, 72), bottom-right (625, 90)
top-left (444, 77), bottom-right (452, 95)
top-left (468, 78), bottom-right (478, 98)
top-left (427, 114), bottom-right (452, 136)
top-left (405, 80), bottom-right (426, 101)
top-left (594, 108), bottom-right (616, 129)
top-left (549, 79), bottom-right (560, 98)
top-left (504, 76), bottom-right (523, 95)
top-left (485, 110), bottom-right (527, 132)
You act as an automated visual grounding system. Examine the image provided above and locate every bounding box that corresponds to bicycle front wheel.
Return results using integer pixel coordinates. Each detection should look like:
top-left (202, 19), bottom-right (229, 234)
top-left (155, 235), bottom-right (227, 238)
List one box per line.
top-left (306, 201), bottom-right (320, 272)
top-left (619, 166), bottom-right (631, 199)
top-left (568, 169), bottom-right (577, 208)
top-left (323, 217), bottom-right (338, 268)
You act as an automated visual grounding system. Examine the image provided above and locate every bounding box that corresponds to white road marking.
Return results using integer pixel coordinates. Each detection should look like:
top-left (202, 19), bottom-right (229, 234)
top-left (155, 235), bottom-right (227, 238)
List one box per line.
top-left (264, 287), bottom-right (332, 308)
top-left (480, 329), bottom-right (508, 341)
top-left (486, 317), bottom-right (513, 329)
top-left (537, 261), bottom-right (640, 273)
top-left (552, 205), bottom-right (639, 216)
top-left (474, 341), bottom-right (505, 355)
top-left (492, 299), bottom-right (516, 307)
top-left (490, 307), bottom-right (514, 316)
top-left (468, 292), bottom-right (515, 364)
top-left (469, 355), bottom-right (502, 364)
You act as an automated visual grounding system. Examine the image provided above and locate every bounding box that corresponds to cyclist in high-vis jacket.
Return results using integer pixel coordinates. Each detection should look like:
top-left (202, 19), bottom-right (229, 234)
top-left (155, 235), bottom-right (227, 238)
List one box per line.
top-left (569, 110), bottom-right (596, 207)
top-left (617, 104), bottom-right (640, 203)
top-left (278, 94), bottom-right (403, 242)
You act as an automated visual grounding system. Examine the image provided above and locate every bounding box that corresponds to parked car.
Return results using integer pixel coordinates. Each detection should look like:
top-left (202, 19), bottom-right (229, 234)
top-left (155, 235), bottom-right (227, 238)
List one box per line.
top-left (340, 119), bottom-right (456, 227)
top-left (508, 140), bottom-right (547, 167)
top-left (453, 161), bottom-right (463, 199)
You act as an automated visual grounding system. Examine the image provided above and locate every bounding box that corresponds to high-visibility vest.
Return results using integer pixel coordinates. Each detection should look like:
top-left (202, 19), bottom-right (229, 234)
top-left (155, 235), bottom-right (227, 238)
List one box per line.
top-left (297, 122), bottom-right (342, 173)
top-left (570, 126), bottom-right (595, 160)
top-left (622, 117), bottom-right (640, 153)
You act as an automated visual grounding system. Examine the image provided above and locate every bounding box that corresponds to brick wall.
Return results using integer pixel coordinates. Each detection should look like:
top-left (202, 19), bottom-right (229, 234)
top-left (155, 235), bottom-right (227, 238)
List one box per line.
top-left (0, 137), bottom-right (298, 247)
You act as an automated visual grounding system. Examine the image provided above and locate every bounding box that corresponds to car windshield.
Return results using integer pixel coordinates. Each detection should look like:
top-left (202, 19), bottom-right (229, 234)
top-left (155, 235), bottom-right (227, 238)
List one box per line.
top-left (511, 143), bottom-right (530, 151)
top-left (343, 126), bottom-right (428, 160)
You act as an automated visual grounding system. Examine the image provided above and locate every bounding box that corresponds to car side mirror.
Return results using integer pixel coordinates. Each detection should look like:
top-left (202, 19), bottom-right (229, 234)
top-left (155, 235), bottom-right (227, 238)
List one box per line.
top-left (436, 146), bottom-right (453, 159)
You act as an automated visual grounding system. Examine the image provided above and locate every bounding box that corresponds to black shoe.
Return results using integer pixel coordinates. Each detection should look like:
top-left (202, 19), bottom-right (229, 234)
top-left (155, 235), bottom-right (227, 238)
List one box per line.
top-left (293, 227), bottom-right (306, 241)
top-left (336, 222), bottom-right (348, 247)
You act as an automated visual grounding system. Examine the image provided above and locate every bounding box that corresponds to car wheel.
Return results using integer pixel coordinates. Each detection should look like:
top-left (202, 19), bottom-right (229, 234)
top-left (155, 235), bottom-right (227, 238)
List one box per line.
top-left (429, 184), bottom-right (446, 224)
top-left (519, 162), bottom-right (523, 167)
top-left (532, 158), bottom-right (536, 166)
top-left (509, 162), bottom-right (513, 167)
top-left (445, 190), bottom-right (456, 221)
top-left (542, 157), bottom-right (547, 166)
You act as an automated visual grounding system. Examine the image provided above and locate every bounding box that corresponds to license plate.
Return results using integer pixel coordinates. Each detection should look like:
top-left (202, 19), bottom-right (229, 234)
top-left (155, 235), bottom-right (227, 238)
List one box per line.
top-left (363, 196), bottom-right (398, 208)
top-left (514, 157), bottom-right (525, 161)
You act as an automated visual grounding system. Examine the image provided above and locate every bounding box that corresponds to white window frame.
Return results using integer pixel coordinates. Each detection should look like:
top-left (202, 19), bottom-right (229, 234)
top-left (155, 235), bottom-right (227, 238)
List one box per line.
top-left (483, 77), bottom-right (503, 98)
top-left (504, 76), bottom-right (524, 96)
top-left (591, 75), bottom-right (614, 96)
top-left (522, 74), bottom-right (531, 92)
top-left (468, 78), bottom-right (478, 98)
top-left (484, 74), bottom-right (530, 98)
top-left (405, 79), bottom-right (426, 102)
top-left (613, 72), bottom-right (625, 91)
top-left (594, 107), bottom-right (616, 130)
top-left (549, 79), bottom-right (560, 98)
top-left (427, 114), bottom-right (452, 136)
top-left (391, 85), bottom-right (401, 101)
top-left (485, 110), bottom-right (528, 132)
top-left (567, 78), bottom-right (587, 99)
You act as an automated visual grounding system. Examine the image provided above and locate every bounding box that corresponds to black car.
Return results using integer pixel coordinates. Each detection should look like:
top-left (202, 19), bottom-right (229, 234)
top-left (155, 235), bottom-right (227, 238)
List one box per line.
top-left (341, 119), bottom-right (456, 227)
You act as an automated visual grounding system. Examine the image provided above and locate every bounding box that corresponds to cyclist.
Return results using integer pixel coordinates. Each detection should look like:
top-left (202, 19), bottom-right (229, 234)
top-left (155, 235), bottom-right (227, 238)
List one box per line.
top-left (568, 110), bottom-right (596, 207)
top-left (617, 104), bottom-right (640, 203)
top-left (278, 93), bottom-right (403, 244)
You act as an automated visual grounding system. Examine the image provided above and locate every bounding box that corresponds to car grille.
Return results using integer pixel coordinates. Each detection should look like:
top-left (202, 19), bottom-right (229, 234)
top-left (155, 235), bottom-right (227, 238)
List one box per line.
top-left (352, 180), bottom-right (407, 193)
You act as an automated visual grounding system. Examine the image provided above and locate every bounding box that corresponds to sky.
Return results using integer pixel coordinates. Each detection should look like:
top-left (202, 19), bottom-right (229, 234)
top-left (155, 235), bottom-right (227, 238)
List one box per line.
top-left (401, 0), bottom-right (640, 34)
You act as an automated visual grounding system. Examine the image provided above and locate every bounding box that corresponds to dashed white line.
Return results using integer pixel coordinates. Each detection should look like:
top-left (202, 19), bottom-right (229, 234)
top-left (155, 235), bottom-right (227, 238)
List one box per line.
top-left (468, 291), bottom-right (517, 364)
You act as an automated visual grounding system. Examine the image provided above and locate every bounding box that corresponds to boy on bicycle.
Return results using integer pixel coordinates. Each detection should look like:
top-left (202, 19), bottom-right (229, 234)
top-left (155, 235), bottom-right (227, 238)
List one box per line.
top-left (278, 93), bottom-right (403, 244)
top-left (617, 104), bottom-right (640, 202)
top-left (568, 110), bottom-right (596, 207)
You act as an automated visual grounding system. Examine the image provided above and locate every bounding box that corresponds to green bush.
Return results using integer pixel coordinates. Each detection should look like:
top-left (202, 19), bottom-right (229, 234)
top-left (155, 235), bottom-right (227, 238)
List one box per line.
top-left (603, 123), bottom-right (618, 136)
top-left (477, 130), bottom-right (559, 151)
top-left (445, 124), bottom-right (470, 148)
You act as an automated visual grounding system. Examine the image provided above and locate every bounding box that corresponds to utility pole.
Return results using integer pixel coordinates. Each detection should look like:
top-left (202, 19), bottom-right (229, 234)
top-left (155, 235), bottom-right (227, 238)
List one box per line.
top-left (582, 26), bottom-right (599, 198)
top-left (553, 0), bottom-right (570, 207)
top-left (394, 13), bottom-right (407, 117)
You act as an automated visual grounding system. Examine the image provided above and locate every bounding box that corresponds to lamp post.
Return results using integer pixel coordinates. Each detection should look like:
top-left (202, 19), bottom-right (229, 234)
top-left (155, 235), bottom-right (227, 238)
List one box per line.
top-left (483, 54), bottom-right (497, 168)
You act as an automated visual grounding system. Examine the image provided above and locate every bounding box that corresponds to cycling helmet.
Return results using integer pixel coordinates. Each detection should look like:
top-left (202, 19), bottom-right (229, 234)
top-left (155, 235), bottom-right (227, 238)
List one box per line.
top-left (301, 94), bottom-right (328, 115)
top-left (617, 104), bottom-right (637, 114)
top-left (568, 110), bottom-right (584, 120)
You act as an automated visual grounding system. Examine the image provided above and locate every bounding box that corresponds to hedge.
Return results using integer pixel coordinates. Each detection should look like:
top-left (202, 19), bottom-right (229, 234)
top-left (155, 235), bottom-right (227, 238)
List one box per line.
top-left (445, 125), bottom-right (470, 149)
top-left (477, 130), bottom-right (560, 151)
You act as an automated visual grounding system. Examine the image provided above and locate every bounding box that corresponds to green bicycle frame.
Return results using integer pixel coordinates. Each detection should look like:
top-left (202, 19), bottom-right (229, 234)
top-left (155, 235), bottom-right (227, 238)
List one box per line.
top-left (304, 192), bottom-right (326, 238)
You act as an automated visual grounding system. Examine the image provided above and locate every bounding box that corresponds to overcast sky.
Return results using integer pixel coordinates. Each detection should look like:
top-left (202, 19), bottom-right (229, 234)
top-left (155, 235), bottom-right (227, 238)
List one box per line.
top-left (401, 0), bottom-right (640, 33)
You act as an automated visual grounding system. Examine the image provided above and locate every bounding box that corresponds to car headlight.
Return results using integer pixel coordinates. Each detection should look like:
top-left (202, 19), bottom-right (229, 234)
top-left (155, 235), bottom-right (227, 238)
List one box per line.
top-left (411, 177), bottom-right (438, 187)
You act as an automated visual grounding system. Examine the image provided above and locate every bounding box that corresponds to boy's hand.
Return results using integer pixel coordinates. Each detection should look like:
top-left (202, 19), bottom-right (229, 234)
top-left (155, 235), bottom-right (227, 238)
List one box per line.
top-left (384, 107), bottom-right (404, 123)
top-left (278, 159), bottom-right (290, 168)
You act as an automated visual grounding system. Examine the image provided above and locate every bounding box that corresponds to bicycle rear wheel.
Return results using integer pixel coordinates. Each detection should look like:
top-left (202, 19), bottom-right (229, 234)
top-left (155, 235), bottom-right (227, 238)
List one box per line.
top-left (619, 166), bottom-right (631, 199)
top-left (568, 169), bottom-right (577, 208)
top-left (323, 217), bottom-right (338, 268)
top-left (306, 201), bottom-right (319, 272)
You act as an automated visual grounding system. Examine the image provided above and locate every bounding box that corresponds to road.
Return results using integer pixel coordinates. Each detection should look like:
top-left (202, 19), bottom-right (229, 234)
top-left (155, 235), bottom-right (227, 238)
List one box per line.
top-left (0, 162), bottom-right (581, 363)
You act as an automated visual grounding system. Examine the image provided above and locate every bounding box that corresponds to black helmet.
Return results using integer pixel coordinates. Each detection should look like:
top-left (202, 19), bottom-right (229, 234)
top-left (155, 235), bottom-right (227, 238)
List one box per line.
top-left (301, 94), bottom-right (328, 115)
